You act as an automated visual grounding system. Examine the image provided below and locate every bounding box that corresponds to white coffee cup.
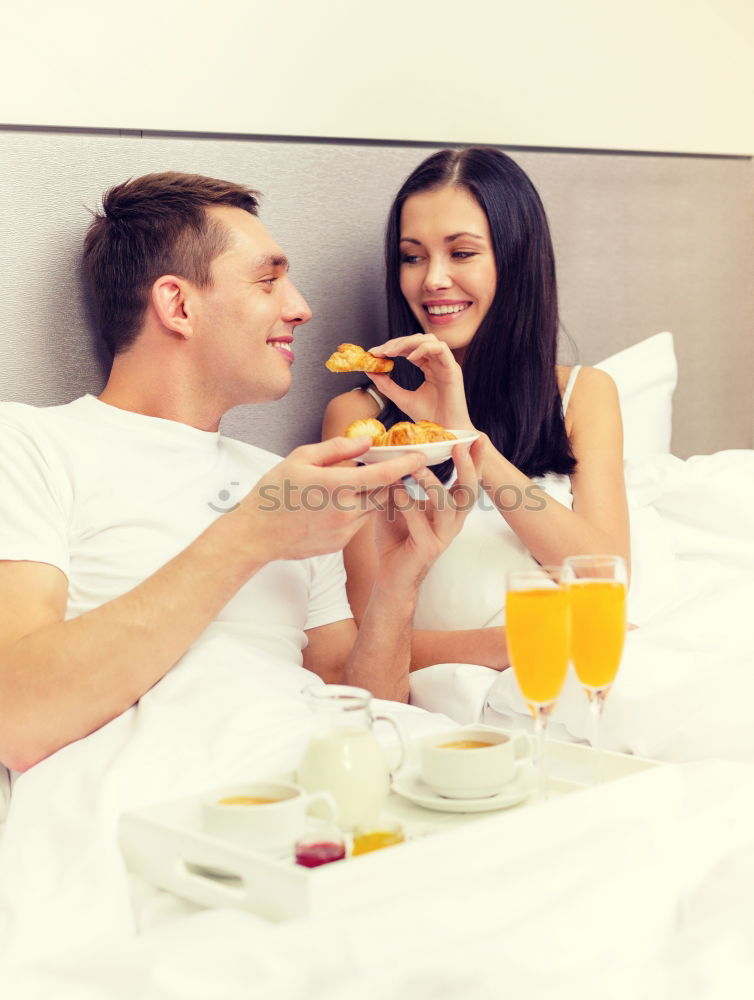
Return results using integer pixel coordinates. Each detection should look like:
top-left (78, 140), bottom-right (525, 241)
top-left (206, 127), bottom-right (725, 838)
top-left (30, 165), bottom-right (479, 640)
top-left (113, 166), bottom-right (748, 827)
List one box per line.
top-left (202, 781), bottom-right (337, 856)
top-left (419, 726), bottom-right (532, 799)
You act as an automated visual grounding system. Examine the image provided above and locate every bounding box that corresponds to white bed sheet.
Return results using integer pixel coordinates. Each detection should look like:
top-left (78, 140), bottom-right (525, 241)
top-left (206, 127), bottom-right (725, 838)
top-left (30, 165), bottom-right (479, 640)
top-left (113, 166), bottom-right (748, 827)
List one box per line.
top-left (1, 449), bottom-right (753, 998)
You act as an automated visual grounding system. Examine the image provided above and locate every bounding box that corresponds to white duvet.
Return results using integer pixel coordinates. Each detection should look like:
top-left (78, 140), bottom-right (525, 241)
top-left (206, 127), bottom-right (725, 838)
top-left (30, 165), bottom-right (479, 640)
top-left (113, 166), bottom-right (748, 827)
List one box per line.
top-left (1, 448), bottom-right (754, 999)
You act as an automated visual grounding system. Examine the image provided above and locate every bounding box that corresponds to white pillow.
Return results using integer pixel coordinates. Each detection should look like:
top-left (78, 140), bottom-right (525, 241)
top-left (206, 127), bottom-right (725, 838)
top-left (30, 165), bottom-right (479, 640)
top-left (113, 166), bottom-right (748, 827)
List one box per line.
top-left (595, 332), bottom-right (677, 460)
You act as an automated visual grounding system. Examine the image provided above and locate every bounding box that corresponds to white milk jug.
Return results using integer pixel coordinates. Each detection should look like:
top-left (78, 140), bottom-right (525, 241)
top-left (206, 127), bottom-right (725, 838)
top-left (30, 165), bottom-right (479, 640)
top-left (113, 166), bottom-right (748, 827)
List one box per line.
top-left (297, 685), bottom-right (404, 830)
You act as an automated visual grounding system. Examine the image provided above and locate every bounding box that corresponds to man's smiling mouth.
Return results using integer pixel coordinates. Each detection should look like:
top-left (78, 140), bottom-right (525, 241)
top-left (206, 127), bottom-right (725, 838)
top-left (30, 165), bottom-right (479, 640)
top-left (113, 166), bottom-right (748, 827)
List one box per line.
top-left (268, 336), bottom-right (295, 361)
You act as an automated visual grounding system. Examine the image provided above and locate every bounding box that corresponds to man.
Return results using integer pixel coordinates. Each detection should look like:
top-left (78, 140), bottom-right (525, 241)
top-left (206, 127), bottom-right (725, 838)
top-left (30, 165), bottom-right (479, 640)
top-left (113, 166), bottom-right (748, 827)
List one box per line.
top-left (0, 172), bottom-right (478, 773)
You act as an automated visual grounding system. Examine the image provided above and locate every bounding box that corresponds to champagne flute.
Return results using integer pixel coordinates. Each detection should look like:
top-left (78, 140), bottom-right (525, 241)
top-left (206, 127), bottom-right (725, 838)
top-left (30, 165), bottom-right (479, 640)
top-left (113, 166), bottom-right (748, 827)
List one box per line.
top-left (504, 566), bottom-right (569, 800)
top-left (562, 554), bottom-right (628, 781)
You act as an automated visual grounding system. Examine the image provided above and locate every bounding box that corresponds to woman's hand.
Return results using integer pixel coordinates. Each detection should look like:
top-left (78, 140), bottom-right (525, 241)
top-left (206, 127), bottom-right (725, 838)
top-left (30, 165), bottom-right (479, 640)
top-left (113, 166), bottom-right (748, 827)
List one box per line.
top-left (372, 438), bottom-right (482, 594)
top-left (368, 333), bottom-right (474, 430)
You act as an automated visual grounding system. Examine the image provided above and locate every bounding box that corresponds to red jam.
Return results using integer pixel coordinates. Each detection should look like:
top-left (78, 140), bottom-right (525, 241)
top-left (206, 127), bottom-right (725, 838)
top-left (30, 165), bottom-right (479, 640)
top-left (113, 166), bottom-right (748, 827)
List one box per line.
top-left (295, 841), bottom-right (346, 868)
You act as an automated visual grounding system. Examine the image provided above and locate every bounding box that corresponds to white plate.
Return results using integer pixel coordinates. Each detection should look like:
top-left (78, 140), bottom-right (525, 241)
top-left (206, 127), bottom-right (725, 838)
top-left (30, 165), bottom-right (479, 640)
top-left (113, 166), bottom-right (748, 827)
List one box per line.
top-left (358, 429), bottom-right (480, 465)
top-left (391, 765), bottom-right (535, 813)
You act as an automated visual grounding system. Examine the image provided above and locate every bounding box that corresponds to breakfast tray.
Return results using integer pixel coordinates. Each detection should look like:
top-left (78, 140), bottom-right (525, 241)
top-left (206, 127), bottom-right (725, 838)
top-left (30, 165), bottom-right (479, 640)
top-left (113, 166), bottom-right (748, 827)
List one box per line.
top-left (118, 736), bottom-right (657, 922)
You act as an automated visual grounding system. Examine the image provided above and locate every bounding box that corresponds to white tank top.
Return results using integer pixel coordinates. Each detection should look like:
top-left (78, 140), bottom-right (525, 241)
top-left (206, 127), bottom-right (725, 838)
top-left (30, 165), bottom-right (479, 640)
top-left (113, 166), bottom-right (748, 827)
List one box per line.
top-left (398, 366), bottom-right (581, 630)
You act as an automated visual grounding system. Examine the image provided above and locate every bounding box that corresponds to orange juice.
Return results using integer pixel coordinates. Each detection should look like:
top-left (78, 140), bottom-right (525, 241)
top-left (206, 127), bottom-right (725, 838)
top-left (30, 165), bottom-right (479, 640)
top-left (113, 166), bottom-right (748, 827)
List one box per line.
top-left (569, 580), bottom-right (627, 689)
top-left (506, 587), bottom-right (569, 706)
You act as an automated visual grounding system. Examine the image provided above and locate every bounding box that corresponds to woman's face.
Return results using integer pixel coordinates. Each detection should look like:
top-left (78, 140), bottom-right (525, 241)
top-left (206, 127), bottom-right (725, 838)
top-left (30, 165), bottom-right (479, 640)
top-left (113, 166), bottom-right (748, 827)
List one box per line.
top-left (398, 184), bottom-right (496, 360)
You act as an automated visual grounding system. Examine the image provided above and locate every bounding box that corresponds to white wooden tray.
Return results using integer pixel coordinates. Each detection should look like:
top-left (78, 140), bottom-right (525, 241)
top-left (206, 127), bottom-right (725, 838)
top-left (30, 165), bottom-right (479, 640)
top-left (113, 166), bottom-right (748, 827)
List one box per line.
top-left (118, 735), bottom-right (657, 922)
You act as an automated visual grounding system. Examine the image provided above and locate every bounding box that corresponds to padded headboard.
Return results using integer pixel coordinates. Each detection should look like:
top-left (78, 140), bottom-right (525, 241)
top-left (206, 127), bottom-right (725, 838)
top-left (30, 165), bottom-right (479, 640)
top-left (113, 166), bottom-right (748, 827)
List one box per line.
top-left (1, 128), bottom-right (752, 457)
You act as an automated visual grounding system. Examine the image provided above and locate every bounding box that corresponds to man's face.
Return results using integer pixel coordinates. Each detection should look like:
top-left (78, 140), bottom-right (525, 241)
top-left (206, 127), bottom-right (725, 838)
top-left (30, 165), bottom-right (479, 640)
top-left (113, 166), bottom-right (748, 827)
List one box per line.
top-left (188, 206), bottom-right (312, 408)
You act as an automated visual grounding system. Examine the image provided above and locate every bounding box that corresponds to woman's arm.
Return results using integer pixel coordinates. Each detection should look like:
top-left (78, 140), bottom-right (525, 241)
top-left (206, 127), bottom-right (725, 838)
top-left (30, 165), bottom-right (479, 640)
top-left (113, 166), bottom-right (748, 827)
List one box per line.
top-left (322, 388), bottom-right (383, 446)
top-left (365, 336), bottom-right (630, 575)
top-left (338, 514), bottom-right (509, 670)
top-left (476, 367), bottom-right (630, 573)
top-left (322, 389), bottom-right (510, 671)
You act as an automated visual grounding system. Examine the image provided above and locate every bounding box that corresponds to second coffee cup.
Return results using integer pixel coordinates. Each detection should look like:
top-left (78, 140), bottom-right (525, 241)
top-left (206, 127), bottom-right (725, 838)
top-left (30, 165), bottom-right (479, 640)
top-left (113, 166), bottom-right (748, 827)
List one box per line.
top-left (420, 726), bottom-right (532, 799)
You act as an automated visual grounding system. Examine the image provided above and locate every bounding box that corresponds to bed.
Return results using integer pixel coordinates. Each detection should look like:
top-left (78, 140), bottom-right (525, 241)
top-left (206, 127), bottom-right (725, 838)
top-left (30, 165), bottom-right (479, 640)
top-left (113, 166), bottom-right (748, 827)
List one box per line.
top-left (1, 128), bottom-right (753, 997)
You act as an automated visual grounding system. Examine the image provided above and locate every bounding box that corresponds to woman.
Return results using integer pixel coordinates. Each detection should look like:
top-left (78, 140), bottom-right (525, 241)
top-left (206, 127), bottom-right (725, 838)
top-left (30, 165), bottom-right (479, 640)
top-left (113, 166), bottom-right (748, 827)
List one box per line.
top-left (322, 147), bottom-right (629, 671)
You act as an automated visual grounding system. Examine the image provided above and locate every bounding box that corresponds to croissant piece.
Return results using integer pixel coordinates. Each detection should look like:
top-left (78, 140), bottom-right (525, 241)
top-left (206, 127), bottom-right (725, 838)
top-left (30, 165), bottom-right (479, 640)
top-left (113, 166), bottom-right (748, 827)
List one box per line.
top-left (379, 421), bottom-right (457, 446)
top-left (342, 416), bottom-right (457, 448)
top-left (414, 420), bottom-right (458, 442)
top-left (325, 343), bottom-right (394, 373)
top-left (343, 418), bottom-right (386, 443)
top-left (379, 421), bottom-right (427, 446)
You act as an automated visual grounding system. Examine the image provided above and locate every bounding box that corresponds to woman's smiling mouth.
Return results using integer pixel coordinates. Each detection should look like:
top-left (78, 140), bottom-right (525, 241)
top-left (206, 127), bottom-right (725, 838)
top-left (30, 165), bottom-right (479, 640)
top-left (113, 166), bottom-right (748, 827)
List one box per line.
top-left (423, 301), bottom-right (472, 324)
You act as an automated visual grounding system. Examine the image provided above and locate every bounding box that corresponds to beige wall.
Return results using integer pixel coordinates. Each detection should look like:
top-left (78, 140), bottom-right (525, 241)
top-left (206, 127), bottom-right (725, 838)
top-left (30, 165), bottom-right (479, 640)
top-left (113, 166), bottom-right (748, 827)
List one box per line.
top-left (3, 0), bottom-right (753, 154)
top-left (1, 130), bottom-right (751, 457)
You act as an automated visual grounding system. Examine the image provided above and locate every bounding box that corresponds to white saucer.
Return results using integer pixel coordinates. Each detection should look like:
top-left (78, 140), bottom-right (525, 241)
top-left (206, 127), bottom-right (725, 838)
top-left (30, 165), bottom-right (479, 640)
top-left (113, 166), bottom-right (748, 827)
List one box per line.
top-left (391, 766), bottom-right (535, 813)
top-left (359, 430), bottom-right (480, 465)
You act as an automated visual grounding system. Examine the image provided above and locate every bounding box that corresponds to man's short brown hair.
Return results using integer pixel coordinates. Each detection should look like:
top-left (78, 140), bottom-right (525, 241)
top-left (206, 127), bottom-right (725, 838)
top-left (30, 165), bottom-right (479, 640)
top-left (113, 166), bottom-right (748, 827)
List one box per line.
top-left (82, 172), bottom-right (260, 355)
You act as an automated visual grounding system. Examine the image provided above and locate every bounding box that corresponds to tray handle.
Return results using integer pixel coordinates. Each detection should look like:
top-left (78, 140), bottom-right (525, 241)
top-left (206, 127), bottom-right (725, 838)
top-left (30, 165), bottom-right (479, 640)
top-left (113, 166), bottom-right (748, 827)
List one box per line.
top-left (175, 857), bottom-right (249, 899)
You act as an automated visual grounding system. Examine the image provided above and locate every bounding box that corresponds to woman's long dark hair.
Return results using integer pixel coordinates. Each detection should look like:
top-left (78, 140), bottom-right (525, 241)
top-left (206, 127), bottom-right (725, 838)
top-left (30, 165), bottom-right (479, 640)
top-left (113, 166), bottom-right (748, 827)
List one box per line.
top-left (380, 147), bottom-right (576, 483)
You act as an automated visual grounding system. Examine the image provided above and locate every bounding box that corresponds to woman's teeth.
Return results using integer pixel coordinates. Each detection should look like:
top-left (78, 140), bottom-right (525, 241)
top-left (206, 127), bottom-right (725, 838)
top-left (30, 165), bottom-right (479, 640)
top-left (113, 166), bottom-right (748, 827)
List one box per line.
top-left (425, 303), bottom-right (469, 315)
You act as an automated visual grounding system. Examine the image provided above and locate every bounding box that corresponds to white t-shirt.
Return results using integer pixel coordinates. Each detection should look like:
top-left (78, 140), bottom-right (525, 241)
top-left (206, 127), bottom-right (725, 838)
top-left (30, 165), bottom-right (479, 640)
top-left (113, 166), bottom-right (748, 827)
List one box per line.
top-left (412, 469), bottom-right (573, 630)
top-left (0, 395), bottom-right (351, 672)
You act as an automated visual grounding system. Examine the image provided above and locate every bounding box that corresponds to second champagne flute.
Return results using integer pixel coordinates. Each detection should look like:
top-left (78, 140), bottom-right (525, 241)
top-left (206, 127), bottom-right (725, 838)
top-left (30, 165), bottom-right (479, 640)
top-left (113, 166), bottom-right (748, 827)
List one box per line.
top-left (562, 554), bottom-right (628, 782)
top-left (505, 566), bottom-right (569, 800)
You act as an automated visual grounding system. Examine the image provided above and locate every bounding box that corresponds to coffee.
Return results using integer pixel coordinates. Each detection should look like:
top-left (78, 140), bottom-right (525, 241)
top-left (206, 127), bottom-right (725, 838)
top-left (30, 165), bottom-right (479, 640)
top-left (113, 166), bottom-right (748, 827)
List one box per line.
top-left (437, 740), bottom-right (495, 750)
top-left (203, 781), bottom-right (337, 855)
top-left (217, 795), bottom-right (281, 806)
top-left (420, 726), bottom-right (533, 799)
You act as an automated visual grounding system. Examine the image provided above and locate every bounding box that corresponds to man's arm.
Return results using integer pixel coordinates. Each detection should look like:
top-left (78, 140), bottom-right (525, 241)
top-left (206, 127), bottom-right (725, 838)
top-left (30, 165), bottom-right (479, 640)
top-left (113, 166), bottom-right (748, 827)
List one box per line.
top-left (0, 513), bottom-right (269, 772)
top-left (0, 437), bottom-right (426, 772)
top-left (303, 440), bottom-right (483, 702)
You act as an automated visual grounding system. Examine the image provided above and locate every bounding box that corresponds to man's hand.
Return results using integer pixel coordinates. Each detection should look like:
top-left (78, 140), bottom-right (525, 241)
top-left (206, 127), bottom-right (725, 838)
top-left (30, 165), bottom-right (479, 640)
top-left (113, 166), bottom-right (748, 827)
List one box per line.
top-left (231, 435), bottom-right (427, 564)
top-left (367, 333), bottom-right (474, 431)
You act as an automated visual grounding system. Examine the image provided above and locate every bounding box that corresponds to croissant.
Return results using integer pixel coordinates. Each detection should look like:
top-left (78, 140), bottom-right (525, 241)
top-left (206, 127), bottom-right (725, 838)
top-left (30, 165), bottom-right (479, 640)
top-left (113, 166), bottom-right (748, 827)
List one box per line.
top-left (415, 420), bottom-right (458, 443)
top-left (378, 421), bottom-right (457, 446)
top-left (325, 343), bottom-right (394, 374)
top-left (343, 418), bottom-right (386, 443)
top-left (378, 421), bottom-right (426, 446)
